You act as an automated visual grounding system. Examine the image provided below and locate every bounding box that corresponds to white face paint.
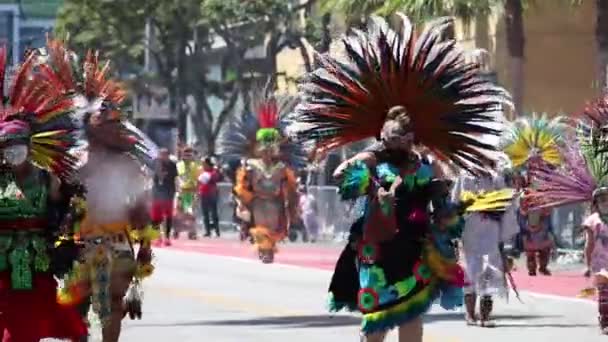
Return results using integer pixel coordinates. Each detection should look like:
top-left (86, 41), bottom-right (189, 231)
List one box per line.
top-left (3, 144), bottom-right (28, 166)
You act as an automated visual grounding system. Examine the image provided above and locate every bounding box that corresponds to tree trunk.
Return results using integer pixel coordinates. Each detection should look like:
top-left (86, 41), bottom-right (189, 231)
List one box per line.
top-left (296, 37), bottom-right (312, 72)
top-left (596, 0), bottom-right (608, 92)
top-left (504, 0), bottom-right (525, 118)
top-left (319, 13), bottom-right (331, 53)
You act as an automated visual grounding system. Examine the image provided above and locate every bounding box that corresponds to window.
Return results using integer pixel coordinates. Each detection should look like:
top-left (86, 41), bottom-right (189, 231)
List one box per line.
top-left (0, 11), bottom-right (15, 58)
top-left (19, 26), bottom-right (49, 59)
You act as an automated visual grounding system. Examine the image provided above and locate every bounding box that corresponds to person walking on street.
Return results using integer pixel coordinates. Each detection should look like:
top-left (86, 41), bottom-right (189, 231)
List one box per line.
top-left (299, 186), bottom-right (319, 242)
top-left (176, 146), bottom-right (201, 239)
top-left (152, 148), bottom-right (178, 246)
top-left (199, 157), bottom-right (222, 237)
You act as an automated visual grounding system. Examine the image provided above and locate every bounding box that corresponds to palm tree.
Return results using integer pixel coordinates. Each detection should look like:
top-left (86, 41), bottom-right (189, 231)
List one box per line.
top-left (596, 0), bottom-right (608, 91)
top-left (318, 0), bottom-right (589, 118)
top-left (319, 0), bottom-right (385, 28)
top-left (504, 0), bottom-right (525, 118)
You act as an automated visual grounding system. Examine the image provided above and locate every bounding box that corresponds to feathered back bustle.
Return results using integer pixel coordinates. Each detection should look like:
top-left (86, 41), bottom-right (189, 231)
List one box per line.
top-left (525, 140), bottom-right (602, 211)
top-left (522, 95), bottom-right (608, 210)
top-left (217, 84), bottom-right (306, 168)
top-left (500, 113), bottom-right (567, 169)
top-left (288, 14), bottom-right (511, 174)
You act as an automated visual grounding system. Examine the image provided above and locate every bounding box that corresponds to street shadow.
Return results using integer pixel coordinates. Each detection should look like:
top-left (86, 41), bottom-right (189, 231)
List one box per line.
top-left (425, 312), bottom-right (594, 328)
top-left (133, 313), bottom-right (595, 330)
top-left (425, 312), bottom-right (561, 323)
top-left (133, 314), bottom-right (361, 329)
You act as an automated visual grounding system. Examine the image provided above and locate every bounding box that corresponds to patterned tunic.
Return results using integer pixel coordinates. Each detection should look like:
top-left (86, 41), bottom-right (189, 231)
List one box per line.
top-left (585, 213), bottom-right (608, 273)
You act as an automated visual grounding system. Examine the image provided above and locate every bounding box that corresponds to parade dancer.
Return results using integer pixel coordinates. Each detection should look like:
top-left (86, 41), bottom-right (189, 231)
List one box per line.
top-left (501, 115), bottom-right (566, 275)
top-left (176, 146), bottom-right (200, 239)
top-left (217, 87), bottom-right (304, 263)
top-left (287, 14), bottom-right (510, 342)
top-left (519, 207), bottom-right (554, 275)
top-left (524, 95), bottom-right (608, 334)
top-left (452, 167), bottom-right (518, 327)
top-left (39, 41), bottom-right (156, 342)
top-left (524, 135), bottom-right (608, 334)
top-left (0, 47), bottom-right (87, 341)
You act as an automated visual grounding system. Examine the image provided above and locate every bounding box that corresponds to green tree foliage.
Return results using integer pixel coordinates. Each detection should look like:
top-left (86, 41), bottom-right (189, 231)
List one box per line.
top-left (55, 0), bottom-right (312, 152)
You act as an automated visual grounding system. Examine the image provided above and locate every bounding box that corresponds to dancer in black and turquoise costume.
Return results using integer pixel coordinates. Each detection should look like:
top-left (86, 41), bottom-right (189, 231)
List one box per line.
top-left (287, 14), bottom-right (510, 342)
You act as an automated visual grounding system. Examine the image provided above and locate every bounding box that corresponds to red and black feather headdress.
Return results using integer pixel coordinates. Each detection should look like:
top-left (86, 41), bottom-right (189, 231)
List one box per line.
top-left (288, 15), bottom-right (511, 174)
top-left (36, 39), bottom-right (153, 164)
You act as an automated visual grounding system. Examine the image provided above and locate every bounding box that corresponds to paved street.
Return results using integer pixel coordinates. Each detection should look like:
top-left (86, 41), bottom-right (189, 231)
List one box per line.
top-left (101, 240), bottom-right (608, 342)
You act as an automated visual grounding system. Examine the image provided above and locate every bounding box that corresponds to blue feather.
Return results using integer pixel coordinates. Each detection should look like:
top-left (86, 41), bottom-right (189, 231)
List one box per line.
top-left (339, 160), bottom-right (371, 200)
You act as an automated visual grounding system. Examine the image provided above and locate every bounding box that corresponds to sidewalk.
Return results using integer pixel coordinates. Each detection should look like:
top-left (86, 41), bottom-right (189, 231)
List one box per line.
top-left (164, 235), bottom-right (594, 300)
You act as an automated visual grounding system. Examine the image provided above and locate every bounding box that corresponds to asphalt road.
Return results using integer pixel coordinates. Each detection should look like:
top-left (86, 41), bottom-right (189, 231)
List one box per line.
top-left (86, 248), bottom-right (607, 342)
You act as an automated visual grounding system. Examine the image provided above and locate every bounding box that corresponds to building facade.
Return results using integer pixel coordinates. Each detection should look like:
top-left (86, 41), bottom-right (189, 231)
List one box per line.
top-left (277, 0), bottom-right (600, 117)
top-left (0, 0), bottom-right (61, 64)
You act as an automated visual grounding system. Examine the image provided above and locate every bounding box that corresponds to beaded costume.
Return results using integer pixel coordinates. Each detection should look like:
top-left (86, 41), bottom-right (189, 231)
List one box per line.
top-left (36, 40), bottom-right (156, 339)
top-left (0, 46), bottom-right (87, 341)
top-left (287, 14), bottom-right (510, 337)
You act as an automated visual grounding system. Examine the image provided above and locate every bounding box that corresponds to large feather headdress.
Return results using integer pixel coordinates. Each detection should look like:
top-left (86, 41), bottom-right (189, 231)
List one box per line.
top-left (575, 94), bottom-right (608, 156)
top-left (500, 114), bottom-right (567, 169)
top-left (524, 138), bottom-right (608, 211)
top-left (217, 85), bottom-right (307, 169)
top-left (0, 47), bottom-right (80, 179)
top-left (287, 14), bottom-right (511, 175)
top-left (34, 39), bottom-right (154, 164)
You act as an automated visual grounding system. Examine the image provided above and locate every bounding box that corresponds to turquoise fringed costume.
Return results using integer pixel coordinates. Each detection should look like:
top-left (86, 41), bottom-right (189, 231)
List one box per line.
top-left (430, 204), bottom-right (467, 311)
top-left (327, 154), bottom-right (466, 333)
top-left (287, 13), bottom-right (509, 339)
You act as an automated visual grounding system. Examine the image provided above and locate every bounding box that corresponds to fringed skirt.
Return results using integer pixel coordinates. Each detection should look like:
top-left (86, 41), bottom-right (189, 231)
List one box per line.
top-left (328, 223), bottom-right (465, 334)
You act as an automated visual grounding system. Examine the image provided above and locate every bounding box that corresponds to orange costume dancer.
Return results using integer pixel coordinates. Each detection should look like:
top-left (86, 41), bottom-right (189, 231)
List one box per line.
top-left (219, 88), bottom-right (304, 263)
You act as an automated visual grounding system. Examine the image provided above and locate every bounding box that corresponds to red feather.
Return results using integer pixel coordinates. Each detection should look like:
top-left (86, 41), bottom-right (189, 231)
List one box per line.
top-left (257, 99), bottom-right (278, 129)
top-left (291, 15), bottom-right (511, 174)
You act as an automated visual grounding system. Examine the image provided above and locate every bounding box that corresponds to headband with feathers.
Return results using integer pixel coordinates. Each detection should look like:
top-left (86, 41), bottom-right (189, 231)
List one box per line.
top-left (217, 85), bottom-right (307, 169)
top-left (0, 46), bottom-right (80, 179)
top-left (35, 39), bottom-right (154, 165)
top-left (287, 14), bottom-right (511, 175)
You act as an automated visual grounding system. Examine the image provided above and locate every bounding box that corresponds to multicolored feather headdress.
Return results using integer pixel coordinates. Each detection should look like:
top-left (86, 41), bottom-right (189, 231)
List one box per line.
top-left (524, 139), bottom-right (607, 211)
top-left (287, 14), bottom-right (511, 175)
top-left (217, 85), bottom-right (307, 169)
top-left (34, 39), bottom-right (154, 164)
top-left (0, 46), bottom-right (80, 179)
top-left (500, 114), bottom-right (567, 169)
top-left (575, 94), bottom-right (608, 155)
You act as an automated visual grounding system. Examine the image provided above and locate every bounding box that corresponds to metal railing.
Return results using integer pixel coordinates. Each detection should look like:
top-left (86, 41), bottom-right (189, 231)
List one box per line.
top-left (203, 182), bottom-right (588, 248)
